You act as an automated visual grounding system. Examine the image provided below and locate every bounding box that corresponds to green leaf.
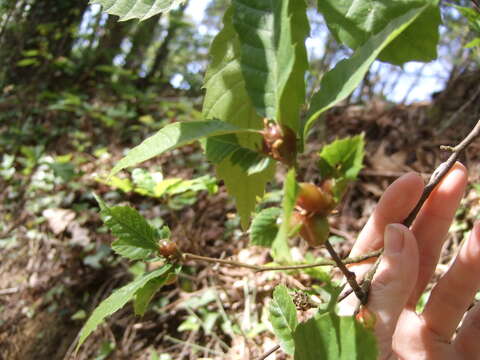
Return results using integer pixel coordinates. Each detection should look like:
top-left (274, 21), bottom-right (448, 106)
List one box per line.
top-left (304, 5), bottom-right (432, 137)
top-left (269, 285), bottom-right (298, 355)
top-left (161, 175), bottom-right (218, 196)
top-left (451, 4), bottom-right (480, 34)
top-left (17, 58), bottom-right (40, 67)
top-left (230, 150), bottom-right (273, 176)
top-left (91, 0), bottom-right (185, 21)
top-left (203, 6), bottom-right (275, 229)
top-left (465, 37), bottom-right (480, 48)
top-left (77, 264), bottom-right (172, 351)
top-left (134, 266), bottom-right (179, 316)
top-left (317, 0), bottom-right (440, 65)
top-left (217, 161), bottom-right (275, 230)
top-left (318, 134), bottom-right (365, 180)
top-left (250, 207), bottom-right (281, 247)
top-left (318, 134), bottom-right (365, 201)
top-left (110, 120), bottom-right (251, 176)
top-left (207, 135), bottom-right (273, 175)
top-left (134, 278), bottom-right (165, 316)
top-left (232, 0), bottom-right (309, 133)
top-left (95, 195), bottom-right (159, 260)
top-left (271, 169), bottom-right (298, 262)
top-left (293, 311), bottom-right (378, 360)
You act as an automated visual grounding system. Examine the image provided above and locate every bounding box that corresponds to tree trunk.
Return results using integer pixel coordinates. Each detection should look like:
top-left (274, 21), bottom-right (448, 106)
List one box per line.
top-left (93, 15), bottom-right (133, 68)
top-left (2, 0), bottom-right (88, 86)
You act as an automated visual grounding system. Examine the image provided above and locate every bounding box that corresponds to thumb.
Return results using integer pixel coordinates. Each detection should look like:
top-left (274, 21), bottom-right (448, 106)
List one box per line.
top-left (367, 224), bottom-right (419, 355)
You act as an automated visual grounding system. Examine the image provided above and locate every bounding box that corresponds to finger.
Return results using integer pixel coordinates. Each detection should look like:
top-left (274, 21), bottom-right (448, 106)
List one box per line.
top-left (408, 162), bottom-right (468, 306)
top-left (350, 172), bottom-right (424, 257)
top-left (339, 173), bottom-right (423, 313)
top-left (368, 224), bottom-right (419, 356)
top-left (421, 222), bottom-right (480, 340)
top-left (454, 301), bottom-right (480, 358)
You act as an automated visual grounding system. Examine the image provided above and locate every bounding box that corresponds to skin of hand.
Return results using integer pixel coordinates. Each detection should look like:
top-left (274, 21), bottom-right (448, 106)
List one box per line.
top-left (339, 162), bottom-right (480, 360)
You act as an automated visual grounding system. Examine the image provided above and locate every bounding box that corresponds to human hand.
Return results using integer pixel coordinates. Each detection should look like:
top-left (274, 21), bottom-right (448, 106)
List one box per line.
top-left (340, 163), bottom-right (480, 359)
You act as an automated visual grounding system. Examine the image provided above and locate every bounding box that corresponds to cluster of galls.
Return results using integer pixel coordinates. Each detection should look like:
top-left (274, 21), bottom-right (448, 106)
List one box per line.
top-left (261, 119), bottom-right (297, 167)
top-left (292, 181), bottom-right (335, 247)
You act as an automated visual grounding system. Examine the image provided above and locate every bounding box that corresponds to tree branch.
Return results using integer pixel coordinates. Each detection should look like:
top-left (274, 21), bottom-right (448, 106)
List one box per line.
top-left (357, 119), bottom-right (480, 305)
top-left (258, 345), bottom-right (280, 360)
top-left (325, 240), bottom-right (367, 303)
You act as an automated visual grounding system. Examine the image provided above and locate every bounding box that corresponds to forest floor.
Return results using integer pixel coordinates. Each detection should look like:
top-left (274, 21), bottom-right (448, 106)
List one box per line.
top-left (1, 96), bottom-right (480, 360)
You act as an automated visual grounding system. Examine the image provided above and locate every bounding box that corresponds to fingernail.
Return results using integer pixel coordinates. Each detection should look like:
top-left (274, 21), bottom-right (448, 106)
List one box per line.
top-left (385, 224), bottom-right (404, 255)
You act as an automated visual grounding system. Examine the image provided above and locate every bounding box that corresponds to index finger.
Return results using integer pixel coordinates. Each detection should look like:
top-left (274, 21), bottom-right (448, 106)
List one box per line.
top-left (349, 172), bottom-right (424, 257)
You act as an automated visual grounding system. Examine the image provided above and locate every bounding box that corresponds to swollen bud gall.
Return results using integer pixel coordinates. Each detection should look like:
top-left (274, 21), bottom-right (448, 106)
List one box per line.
top-left (292, 212), bottom-right (330, 247)
top-left (261, 119), bottom-right (296, 167)
top-left (158, 240), bottom-right (179, 259)
top-left (296, 182), bottom-right (334, 216)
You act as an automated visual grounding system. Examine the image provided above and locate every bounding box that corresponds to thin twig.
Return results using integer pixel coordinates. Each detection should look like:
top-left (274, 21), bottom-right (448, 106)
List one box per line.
top-left (0, 287), bottom-right (18, 295)
top-left (182, 250), bottom-right (381, 273)
top-left (164, 335), bottom-right (225, 357)
top-left (337, 286), bottom-right (355, 303)
top-left (258, 345), bottom-right (280, 360)
top-left (183, 253), bottom-right (261, 270)
top-left (358, 119), bottom-right (480, 305)
top-left (359, 256), bottom-right (382, 304)
top-left (406, 119), bottom-right (480, 226)
top-left (325, 240), bottom-right (367, 303)
top-left (257, 250), bottom-right (381, 272)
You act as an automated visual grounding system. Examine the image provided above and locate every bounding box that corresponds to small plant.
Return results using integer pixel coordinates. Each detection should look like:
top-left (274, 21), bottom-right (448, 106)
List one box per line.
top-left (75, 0), bottom-right (480, 358)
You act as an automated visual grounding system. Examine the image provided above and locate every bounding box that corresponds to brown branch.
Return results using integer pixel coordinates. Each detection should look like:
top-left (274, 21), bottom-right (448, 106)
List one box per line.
top-left (405, 119), bottom-right (480, 227)
top-left (356, 119), bottom-right (480, 305)
top-left (337, 286), bottom-right (355, 303)
top-left (472, 0), bottom-right (480, 12)
top-left (325, 240), bottom-right (367, 303)
top-left (258, 345), bottom-right (280, 360)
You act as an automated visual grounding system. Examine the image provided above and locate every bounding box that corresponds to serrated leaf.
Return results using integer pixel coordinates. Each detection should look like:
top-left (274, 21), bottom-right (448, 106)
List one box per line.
top-left (134, 267), bottom-right (179, 316)
top-left (232, 0), bottom-right (309, 133)
top-left (92, 0), bottom-right (185, 21)
top-left (134, 278), bottom-right (163, 316)
top-left (77, 264), bottom-right (172, 351)
top-left (318, 134), bottom-right (365, 201)
top-left (203, 7), bottom-right (275, 229)
top-left (318, 134), bottom-right (365, 180)
top-left (317, 0), bottom-right (440, 65)
top-left (110, 120), bottom-right (251, 176)
top-left (250, 207), bottom-right (281, 247)
top-left (95, 195), bottom-right (158, 260)
top-left (217, 161), bottom-right (275, 230)
top-left (269, 285), bottom-right (298, 355)
top-left (111, 239), bottom-right (153, 260)
top-left (230, 151), bottom-right (272, 176)
top-left (207, 134), bottom-right (272, 175)
top-left (293, 311), bottom-right (378, 360)
top-left (271, 169), bottom-right (298, 262)
top-left (304, 5), bottom-right (431, 137)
